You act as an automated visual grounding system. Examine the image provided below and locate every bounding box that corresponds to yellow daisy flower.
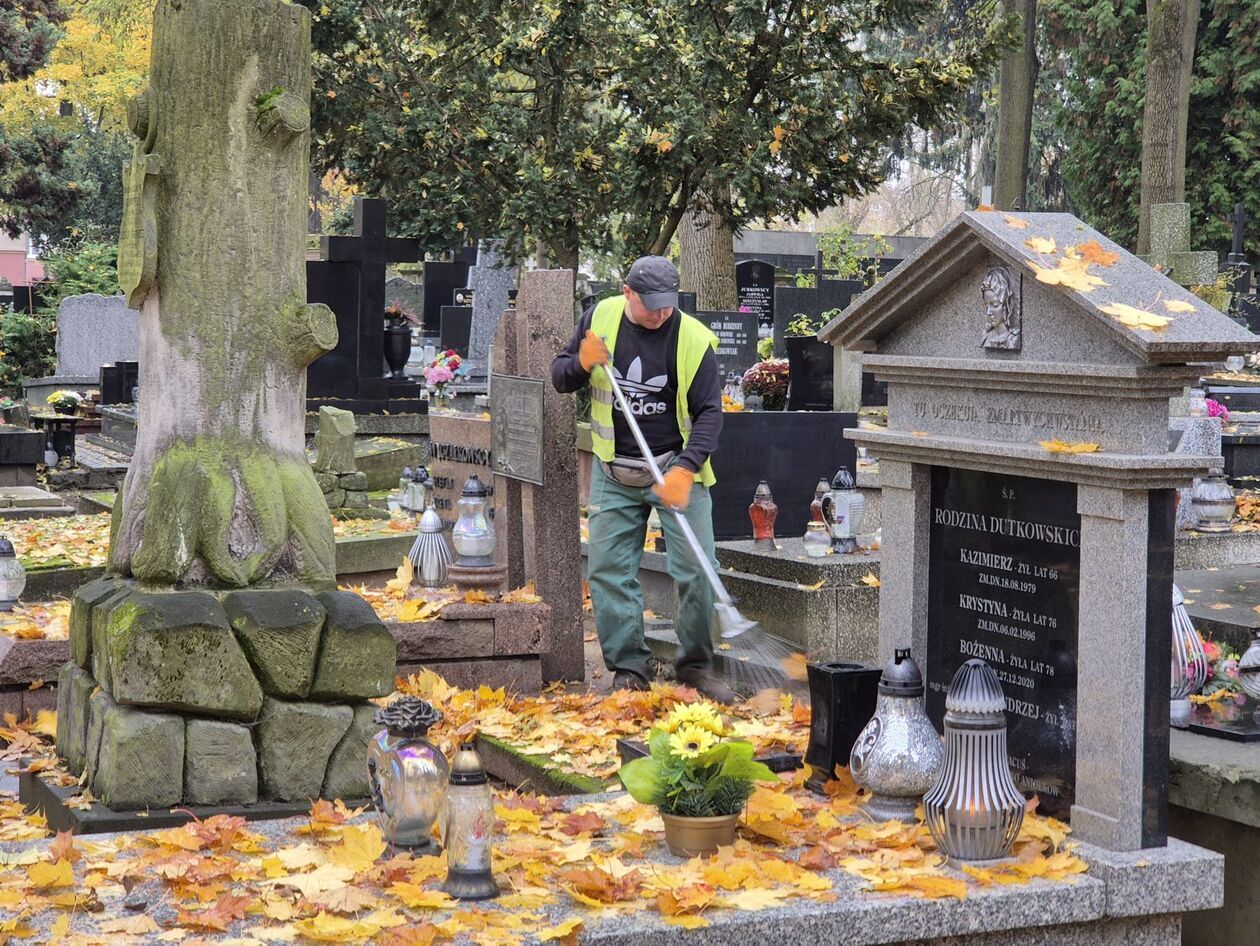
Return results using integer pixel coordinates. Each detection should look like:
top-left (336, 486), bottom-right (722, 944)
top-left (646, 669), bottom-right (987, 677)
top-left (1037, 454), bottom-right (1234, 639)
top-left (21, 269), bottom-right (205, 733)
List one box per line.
top-left (665, 701), bottom-right (727, 736)
top-left (669, 723), bottom-right (718, 759)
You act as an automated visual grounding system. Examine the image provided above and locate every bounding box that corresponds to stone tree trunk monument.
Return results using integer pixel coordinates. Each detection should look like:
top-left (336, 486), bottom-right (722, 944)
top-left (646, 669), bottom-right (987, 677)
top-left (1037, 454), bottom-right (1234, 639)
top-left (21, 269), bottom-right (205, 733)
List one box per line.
top-left (53, 0), bottom-right (396, 812)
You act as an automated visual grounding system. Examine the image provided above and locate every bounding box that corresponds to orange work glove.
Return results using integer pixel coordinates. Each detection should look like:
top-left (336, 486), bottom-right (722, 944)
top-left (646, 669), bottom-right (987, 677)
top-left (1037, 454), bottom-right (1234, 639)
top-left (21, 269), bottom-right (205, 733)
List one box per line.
top-left (578, 330), bottom-right (611, 372)
top-left (654, 466), bottom-right (695, 510)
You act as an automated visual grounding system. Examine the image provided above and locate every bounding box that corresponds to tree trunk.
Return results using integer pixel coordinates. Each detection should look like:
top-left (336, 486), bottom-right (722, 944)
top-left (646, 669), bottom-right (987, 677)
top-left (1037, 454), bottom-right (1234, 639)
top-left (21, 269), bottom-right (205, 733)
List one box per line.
top-left (1136, 0), bottom-right (1200, 254)
top-left (110, 0), bottom-right (338, 587)
top-left (678, 185), bottom-right (737, 310)
top-left (993, 0), bottom-right (1038, 210)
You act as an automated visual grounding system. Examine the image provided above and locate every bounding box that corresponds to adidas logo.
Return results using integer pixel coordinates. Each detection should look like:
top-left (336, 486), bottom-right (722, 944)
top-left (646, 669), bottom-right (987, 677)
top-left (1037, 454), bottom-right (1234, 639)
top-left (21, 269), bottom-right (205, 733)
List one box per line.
top-left (611, 358), bottom-right (669, 416)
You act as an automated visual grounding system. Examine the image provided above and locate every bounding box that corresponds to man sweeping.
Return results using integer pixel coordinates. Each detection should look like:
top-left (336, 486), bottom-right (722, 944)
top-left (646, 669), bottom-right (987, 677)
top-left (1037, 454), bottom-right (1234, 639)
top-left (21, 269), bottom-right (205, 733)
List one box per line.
top-left (551, 256), bottom-right (738, 703)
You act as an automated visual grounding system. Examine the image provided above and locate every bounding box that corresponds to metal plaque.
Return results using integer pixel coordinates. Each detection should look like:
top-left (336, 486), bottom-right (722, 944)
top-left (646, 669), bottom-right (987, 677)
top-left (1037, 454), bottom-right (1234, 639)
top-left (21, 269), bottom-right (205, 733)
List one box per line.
top-left (490, 374), bottom-right (545, 485)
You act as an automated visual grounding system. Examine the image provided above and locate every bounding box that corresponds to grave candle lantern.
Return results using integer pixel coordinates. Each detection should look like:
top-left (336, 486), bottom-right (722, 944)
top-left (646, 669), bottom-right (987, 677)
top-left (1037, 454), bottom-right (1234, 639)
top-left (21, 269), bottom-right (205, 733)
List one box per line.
top-left (823, 467), bottom-right (866, 553)
top-left (1190, 470), bottom-right (1235, 532)
top-left (748, 480), bottom-right (779, 549)
top-left (923, 659), bottom-right (1026, 863)
top-left (0, 536), bottom-right (26, 611)
top-left (409, 506), bottom-right (452, 588)
top-left (442, 741), bottom-right (499, 901)
top-left (367, 697), bottom-right (448, 852)
top-left (809, 477), bottom-right (829, 523)
top-left (849, 649), bottom-right (943, 820)
top-left (451, 475), bottom-right (496, 566)
top-left (1171, 583), bottom-right (1208, 725)
top-left (1238, 630), bottom-right (1260, 705)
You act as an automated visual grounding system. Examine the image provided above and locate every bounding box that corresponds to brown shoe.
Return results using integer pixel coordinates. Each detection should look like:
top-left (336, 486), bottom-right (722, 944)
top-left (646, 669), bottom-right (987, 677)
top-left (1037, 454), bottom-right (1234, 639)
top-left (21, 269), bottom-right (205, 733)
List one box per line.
top-left (676, 667), bottom-right (739, 704)
top-left (613, 670), bottom-right (650, 691)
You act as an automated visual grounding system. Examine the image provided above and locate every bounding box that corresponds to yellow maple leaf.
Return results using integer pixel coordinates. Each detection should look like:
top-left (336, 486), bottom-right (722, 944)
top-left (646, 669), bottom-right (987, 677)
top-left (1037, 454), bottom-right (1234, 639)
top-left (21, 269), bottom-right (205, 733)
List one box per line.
top-left (1003, 214), bottom-right (1029, 230)
top-left (664, 915), bottom-right (710, 929)
top-left (1038, 439), bottom-right (1101, 454)
top-left (871, 873), bottom-right (969, 900)
top-left (1098, 302), bottom-right (1173, 331)
top-left (1024, 236), bottom-right (1056, 255)
top-left (1026, 258), bottom-right (1108, 293)
top-left (385, 557), bottom-right (414, 597)
top-left (388, 882), bottom-right (456, 910)
top-left (859, 572), bottom-right (880, 587)
top-left (327, 823), bottom-right (387, 872)
top-left (294, 910), bottom-right (380, 942)
top-left (27, 858), bottom-right (74, 889)
top-left (1162, 298), bottom-right (1197, 313)
top-left (397, 598), bottom-right (444, 623)
top-left (536, 917), bottom-right (584, 943)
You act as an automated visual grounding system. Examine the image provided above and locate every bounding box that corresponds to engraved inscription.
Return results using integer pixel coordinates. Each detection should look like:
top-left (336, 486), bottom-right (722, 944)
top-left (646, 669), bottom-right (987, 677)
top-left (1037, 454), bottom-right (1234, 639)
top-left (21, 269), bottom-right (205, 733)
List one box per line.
top-left (912, 400), bottom-right (1105, 435)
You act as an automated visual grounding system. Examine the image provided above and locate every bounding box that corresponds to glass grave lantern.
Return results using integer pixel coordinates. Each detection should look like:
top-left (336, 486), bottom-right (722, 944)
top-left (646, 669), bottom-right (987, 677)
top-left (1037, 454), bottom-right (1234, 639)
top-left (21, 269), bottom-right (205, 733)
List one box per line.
top-left (442, 741), bottom-right (499, 900)
top-left (809, 477), bottom-right (830, 524)
top-left (748, 480), bottom-right (779, 549)
top-left (452, 475), bottom-right (496, 566)
top-left (923, 659), bottom-right (1026, 863)
top-left (0, 536), bottom-right (26, 611)
top-left (1190, 470), bottom-right (1235, 533)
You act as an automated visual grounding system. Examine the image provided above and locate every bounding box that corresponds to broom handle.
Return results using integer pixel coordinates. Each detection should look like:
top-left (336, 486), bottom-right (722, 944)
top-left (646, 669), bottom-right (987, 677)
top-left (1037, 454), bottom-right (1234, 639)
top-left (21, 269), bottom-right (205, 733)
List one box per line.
top-left (599, 362), bottom-right (735, 608)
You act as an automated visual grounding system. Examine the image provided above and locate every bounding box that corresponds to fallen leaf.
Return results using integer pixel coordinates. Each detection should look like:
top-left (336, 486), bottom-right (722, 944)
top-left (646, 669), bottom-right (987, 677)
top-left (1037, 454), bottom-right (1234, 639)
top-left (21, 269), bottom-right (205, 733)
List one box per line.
top-left (537, 917), bottom-right (584, 944)
top-left (1162, 298), bottom-right (1197, 313)
top-left (1027, 258), bottom-right (1108, 293)
top-left (1024, 236), bottom-right (1057, 254)
top-left (1098, 302), bottom-right (1172, 332)
top-left (1073, 239), bottom-right (1120, 267)
top-left (1003, 214), bottom-right (1029, 230)
top-left (1038, 439), bottom-right (1101, 454)
top-left (859, 572), bottom-right (881, 587)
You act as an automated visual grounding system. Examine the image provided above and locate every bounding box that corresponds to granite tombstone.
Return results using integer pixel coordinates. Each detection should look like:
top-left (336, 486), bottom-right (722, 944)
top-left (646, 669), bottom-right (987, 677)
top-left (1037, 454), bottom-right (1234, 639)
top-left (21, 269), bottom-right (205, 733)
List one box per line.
top-left (736, 259), bottom-right (776, 336)
top-left (825, 209), bottom-right (1259, 852)
top-left (692, 310), bottom-right (759, 381)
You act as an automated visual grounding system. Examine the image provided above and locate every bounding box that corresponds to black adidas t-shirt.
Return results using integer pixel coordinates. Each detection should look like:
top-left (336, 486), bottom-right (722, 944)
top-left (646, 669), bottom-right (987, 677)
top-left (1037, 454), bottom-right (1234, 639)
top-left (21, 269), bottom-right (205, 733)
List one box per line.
top-left (551, 303), bottom-right (723, 475)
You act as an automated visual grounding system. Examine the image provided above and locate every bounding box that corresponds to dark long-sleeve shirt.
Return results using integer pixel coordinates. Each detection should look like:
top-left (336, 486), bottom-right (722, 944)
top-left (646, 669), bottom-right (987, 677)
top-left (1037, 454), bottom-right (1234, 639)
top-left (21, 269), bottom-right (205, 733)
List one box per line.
top-left (551, 303), bottom-right (723, 474)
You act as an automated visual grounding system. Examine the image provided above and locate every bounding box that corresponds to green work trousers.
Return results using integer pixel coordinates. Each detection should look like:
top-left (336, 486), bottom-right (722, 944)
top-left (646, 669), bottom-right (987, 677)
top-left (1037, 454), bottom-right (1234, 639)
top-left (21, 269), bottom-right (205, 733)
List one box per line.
top-left (586, 459), bottom-right (717, 682)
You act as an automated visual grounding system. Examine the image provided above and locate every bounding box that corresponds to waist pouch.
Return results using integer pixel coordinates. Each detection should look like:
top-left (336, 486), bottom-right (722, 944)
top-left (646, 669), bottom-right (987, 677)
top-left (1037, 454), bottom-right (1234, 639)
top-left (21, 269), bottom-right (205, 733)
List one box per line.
top-left (603, 451), bottom-right (677, 489)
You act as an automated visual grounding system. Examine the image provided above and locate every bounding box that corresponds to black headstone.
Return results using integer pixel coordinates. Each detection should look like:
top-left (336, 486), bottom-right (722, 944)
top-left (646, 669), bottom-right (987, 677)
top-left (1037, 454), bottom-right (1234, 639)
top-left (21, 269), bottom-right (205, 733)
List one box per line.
top-left (421, 260), bottom-right (472, 336)
top-left (774, 279), bottom-right (863, 356)
top-left (118, 361), bottom-right (139, 402)
top-left (692, 311), bottom-right (758, 381)
top-left (677, 292), bottom-right (698, 314)
top-left (308, 197), bottom-right (423, 409)
top-left (925, 466), bottom-right (1081, 819)
top-left (785, 336), bottom-right (833, 411)
top-left (708, 411), bottom-right (858, 541)
top-left (438, 305), bottom-right (474, 359)
top-left (99, 365), bottom-right (126, 405)
top-left (735, 260), bottom-right (776, 335)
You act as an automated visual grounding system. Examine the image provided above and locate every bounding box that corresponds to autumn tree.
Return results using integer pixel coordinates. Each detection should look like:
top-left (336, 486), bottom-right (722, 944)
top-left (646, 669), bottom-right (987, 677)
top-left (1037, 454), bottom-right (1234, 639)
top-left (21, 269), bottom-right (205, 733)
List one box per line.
top-left (302, 0), bottom-right (1008, 270)
top-left (992, 0), bottom-right (1037, 209)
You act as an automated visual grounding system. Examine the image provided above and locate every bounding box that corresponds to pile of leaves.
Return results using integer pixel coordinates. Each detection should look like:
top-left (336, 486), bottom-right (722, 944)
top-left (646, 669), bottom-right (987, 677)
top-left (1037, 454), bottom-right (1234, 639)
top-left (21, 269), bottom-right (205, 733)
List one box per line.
top-left (0, 767), bottom-right (1086, 945)
top-left (0, 600), bottom-right (70, 641)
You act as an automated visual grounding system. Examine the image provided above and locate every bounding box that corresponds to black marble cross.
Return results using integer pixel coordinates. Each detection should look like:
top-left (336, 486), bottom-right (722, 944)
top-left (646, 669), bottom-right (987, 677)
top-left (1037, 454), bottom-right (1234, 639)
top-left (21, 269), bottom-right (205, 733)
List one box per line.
top-left (1229, 203), bottom-right (1251, 262)
top-left (321, 198), bottom-right (421, 382)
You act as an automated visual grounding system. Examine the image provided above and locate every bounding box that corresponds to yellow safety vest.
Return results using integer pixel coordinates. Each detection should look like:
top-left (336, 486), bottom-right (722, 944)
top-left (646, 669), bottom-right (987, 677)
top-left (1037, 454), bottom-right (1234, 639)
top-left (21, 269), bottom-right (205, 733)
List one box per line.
top-left (588, 296), bottom-right (719, 487)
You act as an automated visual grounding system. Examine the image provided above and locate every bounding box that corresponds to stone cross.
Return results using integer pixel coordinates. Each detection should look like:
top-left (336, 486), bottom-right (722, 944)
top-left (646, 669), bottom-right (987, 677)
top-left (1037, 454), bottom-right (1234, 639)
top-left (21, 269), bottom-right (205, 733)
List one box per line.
top-left (321, 198), bottom-right (421, 381)
top-left (491, 271), bottom-right (584, 683)
top-left (465, 240), bottom-right (519, 383)
top-left (1227, 203), bottom-right (1253, 299)
top-left (1141, 203), bottom-right (1218, 287)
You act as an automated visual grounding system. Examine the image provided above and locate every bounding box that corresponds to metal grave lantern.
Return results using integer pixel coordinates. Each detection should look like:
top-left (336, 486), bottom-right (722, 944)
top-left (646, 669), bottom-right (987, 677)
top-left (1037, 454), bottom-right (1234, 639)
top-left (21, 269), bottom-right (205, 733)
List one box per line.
top-left (822, 467), bottom-right (866, 553)
top-left (849, 649), bottom-right (943, 819)
top-left (409, 505), bottom-right (452, 588)
top-left (1170, 583), bottom-right (1207, 726)
top-left (923, 659), bottom-right (1026, 863)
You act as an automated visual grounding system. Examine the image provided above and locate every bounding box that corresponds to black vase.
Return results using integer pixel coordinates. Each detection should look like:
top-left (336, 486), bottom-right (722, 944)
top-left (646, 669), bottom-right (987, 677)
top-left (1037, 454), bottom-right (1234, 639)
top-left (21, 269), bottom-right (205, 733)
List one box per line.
top-left (785, 335), bottom-right (834, 411)
top-left (804, 661), bottom-right (881, 794)
top-left (383, 320), bottom-right (413, 380)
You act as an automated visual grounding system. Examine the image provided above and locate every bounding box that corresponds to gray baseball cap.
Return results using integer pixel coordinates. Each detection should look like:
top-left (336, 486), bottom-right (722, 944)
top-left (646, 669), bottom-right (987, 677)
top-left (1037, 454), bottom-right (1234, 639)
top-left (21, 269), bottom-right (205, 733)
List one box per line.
top-left (625, 256), bottom-right (680, 311)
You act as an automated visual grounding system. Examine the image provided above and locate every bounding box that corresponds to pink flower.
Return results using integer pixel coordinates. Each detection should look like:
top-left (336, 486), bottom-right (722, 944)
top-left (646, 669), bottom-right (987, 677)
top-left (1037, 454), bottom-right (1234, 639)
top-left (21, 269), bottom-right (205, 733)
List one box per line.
top-left (1204, 639), bottom-right (1222, 662)
top-left (1206, 398), bottom-right (1230, 421)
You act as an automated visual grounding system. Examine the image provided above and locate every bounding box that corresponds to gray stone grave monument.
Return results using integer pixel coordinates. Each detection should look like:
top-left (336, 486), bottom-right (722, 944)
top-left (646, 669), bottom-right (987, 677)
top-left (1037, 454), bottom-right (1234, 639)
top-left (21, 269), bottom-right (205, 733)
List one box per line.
top-left (22, 293), bottom-right (139, 407)
top-left (464, 239), bottom-right (518, 387)
top-left (824, 209), bottom-right (1257, 861)
top-left (491, 270), bottom-right (584, 683)
top-left (1142, 203), bottom-right (1220, 289)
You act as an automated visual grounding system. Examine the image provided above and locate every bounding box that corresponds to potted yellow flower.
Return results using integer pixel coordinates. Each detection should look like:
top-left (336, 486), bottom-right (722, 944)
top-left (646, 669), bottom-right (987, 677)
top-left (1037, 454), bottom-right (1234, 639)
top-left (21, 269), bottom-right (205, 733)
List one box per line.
top-left (618, 702), bottom-right (777, 857)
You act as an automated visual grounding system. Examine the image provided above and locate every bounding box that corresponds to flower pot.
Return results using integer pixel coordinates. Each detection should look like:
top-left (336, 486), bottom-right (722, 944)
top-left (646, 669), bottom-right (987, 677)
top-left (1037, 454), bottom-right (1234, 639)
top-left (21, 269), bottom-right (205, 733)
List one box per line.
top-left (660, 812), bottom-right (739, 857)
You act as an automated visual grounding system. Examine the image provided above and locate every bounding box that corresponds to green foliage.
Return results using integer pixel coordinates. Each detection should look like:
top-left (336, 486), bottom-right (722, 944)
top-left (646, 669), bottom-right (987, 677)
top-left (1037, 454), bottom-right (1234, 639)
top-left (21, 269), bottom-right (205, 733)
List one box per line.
top-left (301, 0), bottom-right (1008, 264)
top-left (793, 271), bottom-right (816, 289)
top-left (618, 709), bottom-right (775, 817)
top-left (1043, 0), bottom-right (1260, 256)
top-left (0, 120), bottom-right (78, 241)
top-left (818, 224), bottom-right (893, 280)
top-left (785, 312), bottom-right (826, 338)
top-left (0, 237), bottom-right (117, 396)
top-left (0, 0), bottom-right (68, 81)
top-left (756, 336), bottom-right (774, 361)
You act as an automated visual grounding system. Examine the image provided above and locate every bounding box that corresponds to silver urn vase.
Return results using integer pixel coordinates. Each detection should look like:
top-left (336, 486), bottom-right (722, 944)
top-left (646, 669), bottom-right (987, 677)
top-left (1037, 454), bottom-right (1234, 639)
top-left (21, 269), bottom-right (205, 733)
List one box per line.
top-left (367, 697), bottom-right (449, 852)
top-left (849, 649), bottom-right (944, 821)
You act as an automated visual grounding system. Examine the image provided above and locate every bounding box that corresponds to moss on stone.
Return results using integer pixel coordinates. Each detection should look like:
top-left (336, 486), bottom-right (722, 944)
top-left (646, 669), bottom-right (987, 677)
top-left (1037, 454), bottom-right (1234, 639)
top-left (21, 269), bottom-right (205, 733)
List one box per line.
top-left (476, 734), bottom-right (609, 796)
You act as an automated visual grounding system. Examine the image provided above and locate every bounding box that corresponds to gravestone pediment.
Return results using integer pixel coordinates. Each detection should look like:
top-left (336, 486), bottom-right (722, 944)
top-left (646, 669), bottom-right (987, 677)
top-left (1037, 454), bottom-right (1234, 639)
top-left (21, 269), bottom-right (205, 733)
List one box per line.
top-left (822, 212), bottom-right (1259, 366)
